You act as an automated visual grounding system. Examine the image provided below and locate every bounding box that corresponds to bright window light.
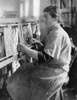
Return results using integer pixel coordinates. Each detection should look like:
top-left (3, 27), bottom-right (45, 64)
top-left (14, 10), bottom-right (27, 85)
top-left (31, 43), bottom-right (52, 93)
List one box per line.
top-left (20, 3), bottom-right (24, 17)
top-left (0, 8), bottom-right (3, 17)
top-left (25, 0), bottom-right (29, 17)
top-left (33, 0), bottom-right (40, 18)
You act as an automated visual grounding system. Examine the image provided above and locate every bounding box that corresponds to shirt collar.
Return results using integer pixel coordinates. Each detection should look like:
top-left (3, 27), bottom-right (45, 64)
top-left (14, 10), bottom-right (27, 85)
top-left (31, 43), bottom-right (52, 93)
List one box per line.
top-left (47, 22), bottom-right (60, 34)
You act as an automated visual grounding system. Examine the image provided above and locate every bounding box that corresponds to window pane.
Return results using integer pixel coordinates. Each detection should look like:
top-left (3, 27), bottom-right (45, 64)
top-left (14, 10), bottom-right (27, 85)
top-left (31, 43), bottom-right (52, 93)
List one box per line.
top-left (33, 0), bottom-right (40, 18)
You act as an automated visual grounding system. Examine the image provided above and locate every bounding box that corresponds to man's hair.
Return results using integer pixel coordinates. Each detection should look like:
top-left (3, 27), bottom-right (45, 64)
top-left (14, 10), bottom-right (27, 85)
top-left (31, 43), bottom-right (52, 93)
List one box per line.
top-left (43, 5), bottom-right (64, 25)
top-left (43, 5), bottom-right (59, 18)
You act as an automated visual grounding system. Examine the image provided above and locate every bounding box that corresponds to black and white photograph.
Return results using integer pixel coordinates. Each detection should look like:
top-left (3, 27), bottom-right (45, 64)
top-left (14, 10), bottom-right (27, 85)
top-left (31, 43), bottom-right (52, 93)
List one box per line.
top-left (0, 0), bottom-right (77, 100)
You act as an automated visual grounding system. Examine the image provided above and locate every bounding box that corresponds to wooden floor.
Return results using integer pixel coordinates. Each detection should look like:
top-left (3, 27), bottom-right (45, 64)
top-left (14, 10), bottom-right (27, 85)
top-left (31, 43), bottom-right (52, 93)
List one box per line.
top-left (0, 89), bottom-right (77, 100)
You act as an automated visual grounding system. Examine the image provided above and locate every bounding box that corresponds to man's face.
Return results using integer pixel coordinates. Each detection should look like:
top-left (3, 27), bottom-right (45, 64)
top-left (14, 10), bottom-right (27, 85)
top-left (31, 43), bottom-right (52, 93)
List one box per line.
top-left (40, 22), bottom-right (48, 42)
top-left (43, 12), bottom-right (53, 26)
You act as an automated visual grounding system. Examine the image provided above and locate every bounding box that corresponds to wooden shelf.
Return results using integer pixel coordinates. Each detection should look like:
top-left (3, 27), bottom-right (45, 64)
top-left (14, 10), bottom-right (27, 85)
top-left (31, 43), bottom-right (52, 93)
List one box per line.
top-left (60, 8), bottom-right (71, 13)
top-left (0, 54), bottom-right (18, 69)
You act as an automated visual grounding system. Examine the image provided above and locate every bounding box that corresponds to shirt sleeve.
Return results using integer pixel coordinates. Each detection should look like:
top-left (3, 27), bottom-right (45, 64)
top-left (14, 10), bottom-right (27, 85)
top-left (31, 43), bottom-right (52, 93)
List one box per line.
top-left (38, 51), bottom-right (51, 63)
top-left (44, 31), bottom-right (62, 59)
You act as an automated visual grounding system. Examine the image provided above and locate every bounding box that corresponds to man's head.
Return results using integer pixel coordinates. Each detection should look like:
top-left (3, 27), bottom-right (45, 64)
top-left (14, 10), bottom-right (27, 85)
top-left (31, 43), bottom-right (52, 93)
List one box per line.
top-left (43, 5), bottom-right (62, 25)
top-left (43, 5), bottom-right (58, 18)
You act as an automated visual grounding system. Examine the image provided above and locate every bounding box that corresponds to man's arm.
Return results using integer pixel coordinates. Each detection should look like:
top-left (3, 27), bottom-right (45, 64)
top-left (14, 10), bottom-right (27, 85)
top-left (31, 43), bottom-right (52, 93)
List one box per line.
top-left (17, 44), bottom-right (38, 60)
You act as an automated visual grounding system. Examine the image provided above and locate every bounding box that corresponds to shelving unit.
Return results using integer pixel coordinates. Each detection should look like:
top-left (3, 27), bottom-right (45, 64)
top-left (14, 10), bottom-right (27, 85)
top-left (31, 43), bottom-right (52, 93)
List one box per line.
top-left (50, 0), bottom-right (76, 26)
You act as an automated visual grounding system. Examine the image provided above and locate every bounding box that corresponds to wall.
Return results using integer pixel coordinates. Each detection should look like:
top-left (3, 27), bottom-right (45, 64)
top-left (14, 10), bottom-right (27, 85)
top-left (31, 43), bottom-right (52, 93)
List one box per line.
top-left (0, 0), bottom-right (19, 11)
top-left (24, 0), bottom-right (50, 17)
top-left (40, 0), bottom-right (50, 16)
top-left (73, 0), bottom-right (77, 27)
top-left (74, 0), bottom-right (77, 9)
top-left (0, 0), bottom-right (50, 18)
top-left (0, 0), bottom-right (20, 17)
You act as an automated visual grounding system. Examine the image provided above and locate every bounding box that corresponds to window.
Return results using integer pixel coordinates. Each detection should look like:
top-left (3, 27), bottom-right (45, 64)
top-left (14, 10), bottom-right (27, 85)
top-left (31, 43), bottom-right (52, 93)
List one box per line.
top-left (25, 0), bottom-right (29, 17)
top-left (33, 0), bottom-right (40, 18)
top-left (20, 3), bottom-right (24, 17)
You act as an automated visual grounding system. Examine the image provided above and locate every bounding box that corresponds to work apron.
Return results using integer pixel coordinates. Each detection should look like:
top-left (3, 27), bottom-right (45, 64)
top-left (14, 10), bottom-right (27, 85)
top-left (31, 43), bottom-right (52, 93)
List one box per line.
top-left (6, 58), bottom-right (68, 100)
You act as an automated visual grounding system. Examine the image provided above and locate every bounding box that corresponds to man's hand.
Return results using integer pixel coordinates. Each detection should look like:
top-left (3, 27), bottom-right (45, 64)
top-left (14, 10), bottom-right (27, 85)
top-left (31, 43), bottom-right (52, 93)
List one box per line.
top-left (17, 43), bottom-right (25, 52)
top-left (32, 38), bottom-right (44, 49)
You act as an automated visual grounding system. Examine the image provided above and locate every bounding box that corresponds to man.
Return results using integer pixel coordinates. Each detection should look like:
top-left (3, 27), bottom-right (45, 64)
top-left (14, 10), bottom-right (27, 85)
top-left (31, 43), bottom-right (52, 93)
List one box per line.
top-left (6, 5), bottom-right (71, 100)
